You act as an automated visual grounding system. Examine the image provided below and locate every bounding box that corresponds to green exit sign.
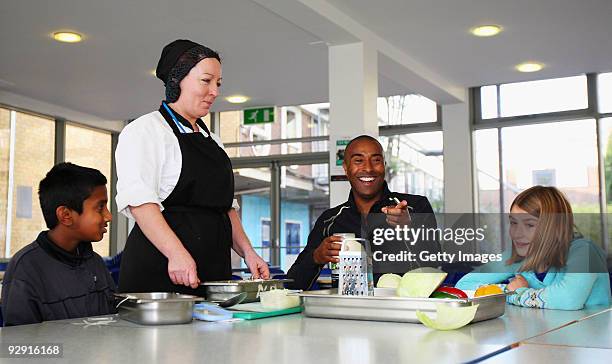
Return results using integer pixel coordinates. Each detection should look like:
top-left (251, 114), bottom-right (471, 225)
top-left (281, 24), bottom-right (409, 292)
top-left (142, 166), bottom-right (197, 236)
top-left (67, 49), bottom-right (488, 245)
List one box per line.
top-left (244, 107), bottom-right (275, 125)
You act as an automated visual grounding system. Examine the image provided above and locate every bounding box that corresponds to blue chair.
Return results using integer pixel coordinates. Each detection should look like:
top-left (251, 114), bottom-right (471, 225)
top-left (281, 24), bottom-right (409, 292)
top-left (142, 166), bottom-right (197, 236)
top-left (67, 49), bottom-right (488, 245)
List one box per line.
top-left (231, 274), bottom-right (243, 280)
top-left (440, 262), bottom-right (473, 287)
top-left (269, 267), bottom-right (285, 275)
top-left (103, 252), bottom-right (122, 286)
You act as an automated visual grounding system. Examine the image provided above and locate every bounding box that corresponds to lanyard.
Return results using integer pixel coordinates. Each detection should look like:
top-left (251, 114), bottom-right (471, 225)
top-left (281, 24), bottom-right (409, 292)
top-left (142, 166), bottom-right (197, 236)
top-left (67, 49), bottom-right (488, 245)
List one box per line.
top-left (162, 102), bottom-right (188, 134)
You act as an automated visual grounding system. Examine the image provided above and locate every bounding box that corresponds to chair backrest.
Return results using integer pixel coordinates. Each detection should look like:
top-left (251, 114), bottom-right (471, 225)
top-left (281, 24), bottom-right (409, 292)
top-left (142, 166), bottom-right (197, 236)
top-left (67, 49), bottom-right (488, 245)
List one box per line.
top-left (269, 267), bottom-right (285, 275)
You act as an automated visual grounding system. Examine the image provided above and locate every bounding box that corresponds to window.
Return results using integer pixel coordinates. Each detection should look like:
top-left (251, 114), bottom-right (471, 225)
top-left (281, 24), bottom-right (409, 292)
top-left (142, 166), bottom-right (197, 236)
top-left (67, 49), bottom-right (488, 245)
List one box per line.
top-left (285, 222), bottom-right (301, 255)
top-left (65, 123), bottom-right (113, 256)
top-left (379, 132), bottom-right (444, 212)
top-left (279, 163), bottom-right (329, 271)
top-left (602, 118), bottom-right (612, 228)
top-left (260, 218), bottom-right (271, 263)
top-left (0, 108), bottom-right (10, 257)
top-left (2, 111), bottom-right (55, 257)
top-left (599, 73), bottom-right (612, 113)
top-left (500, 120), bottom-right (599, 212)
top-left (502, 120), bottom-right (603, 247)
top-left (474, 129), bottom-right (501, 213)
top-left (499, 75), bottom-right (588, 117)
top-left (225, 95), bottom-right (440, 271)
top-left (232, 167), bottom-right (271, 269)
top-left (282, 107), bottom-right (302, 155)
top-left (377, 95), bottom-right (437, 125)
top-left (220, 103), bottom-right (329, 158)
top-left (480, 85), bottom-right (498, 119)
top-left (475, 74), bottom-right (610, 252)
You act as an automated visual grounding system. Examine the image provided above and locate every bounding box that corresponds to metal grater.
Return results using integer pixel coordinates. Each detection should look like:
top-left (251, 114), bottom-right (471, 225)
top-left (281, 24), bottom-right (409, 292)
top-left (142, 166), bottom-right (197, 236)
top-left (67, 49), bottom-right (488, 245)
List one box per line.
top-left (338, 238), bottom-right (374, 296)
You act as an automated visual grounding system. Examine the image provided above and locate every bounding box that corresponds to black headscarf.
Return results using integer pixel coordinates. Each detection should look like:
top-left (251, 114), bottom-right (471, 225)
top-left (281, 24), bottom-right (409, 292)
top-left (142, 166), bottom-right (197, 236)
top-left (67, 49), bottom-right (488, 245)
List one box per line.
top-left (155, 39), bottom-right (221, 103)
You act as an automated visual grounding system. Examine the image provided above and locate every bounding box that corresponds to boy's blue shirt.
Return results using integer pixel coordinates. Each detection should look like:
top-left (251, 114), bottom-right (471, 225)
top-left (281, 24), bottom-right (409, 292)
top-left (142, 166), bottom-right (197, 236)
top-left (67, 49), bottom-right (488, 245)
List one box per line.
top-left (456, 238), bottom-right (611, 310)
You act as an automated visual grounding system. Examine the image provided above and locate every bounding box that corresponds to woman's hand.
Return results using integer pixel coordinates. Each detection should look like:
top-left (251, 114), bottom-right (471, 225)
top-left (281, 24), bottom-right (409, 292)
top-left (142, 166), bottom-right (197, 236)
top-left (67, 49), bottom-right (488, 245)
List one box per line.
top-left (168, 248), bottom-right (201, 289)
top-left (507, 274), bottom-right (529, 291)
top-left (130, 204), bottom-right (201, 289)
top-left (244, 250), bottom-right (270, 279)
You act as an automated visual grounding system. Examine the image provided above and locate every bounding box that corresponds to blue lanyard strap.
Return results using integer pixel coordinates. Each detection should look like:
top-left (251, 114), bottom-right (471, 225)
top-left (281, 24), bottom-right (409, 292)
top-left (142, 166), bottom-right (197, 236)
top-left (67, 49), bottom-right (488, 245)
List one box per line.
top-left (162, 102), bottom-right (187, 134)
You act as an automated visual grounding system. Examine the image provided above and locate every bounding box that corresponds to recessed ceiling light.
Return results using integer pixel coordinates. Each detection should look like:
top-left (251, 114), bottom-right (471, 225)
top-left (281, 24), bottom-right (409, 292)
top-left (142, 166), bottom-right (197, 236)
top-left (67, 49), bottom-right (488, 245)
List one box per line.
top-left (226, 95), bottom-right (249, 104)
top-left (470, 25), bottom-right (502, 37)
top-left (516, 62), bottom-right (544, 72)
top-left (52, 31), bottom-right (83, 43)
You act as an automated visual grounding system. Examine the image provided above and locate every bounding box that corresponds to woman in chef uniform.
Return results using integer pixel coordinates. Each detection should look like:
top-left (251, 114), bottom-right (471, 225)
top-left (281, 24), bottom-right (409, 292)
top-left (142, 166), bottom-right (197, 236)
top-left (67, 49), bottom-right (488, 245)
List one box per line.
top-left (115, 39), bottom-right (269, 295)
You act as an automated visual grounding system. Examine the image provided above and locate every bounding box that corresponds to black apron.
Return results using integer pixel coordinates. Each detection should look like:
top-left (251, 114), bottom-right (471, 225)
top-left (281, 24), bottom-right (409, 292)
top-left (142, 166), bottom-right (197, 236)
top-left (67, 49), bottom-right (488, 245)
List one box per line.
top-left (118, 103), bottom-right (234, 297)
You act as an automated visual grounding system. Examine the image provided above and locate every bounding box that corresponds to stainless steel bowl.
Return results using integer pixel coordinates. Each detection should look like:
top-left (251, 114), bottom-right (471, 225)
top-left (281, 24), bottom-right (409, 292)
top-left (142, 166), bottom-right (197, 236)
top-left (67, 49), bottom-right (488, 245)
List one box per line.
top-left (115, 292), bottom-right (202, 325)
top-left (202, 279), bottom-right (292, 303)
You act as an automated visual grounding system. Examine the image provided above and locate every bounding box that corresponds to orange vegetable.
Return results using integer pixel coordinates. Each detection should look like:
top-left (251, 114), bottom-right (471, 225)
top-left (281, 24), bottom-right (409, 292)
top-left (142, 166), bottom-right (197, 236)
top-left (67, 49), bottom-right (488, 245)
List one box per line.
top-left (474, 284), bottom-right (503, 297)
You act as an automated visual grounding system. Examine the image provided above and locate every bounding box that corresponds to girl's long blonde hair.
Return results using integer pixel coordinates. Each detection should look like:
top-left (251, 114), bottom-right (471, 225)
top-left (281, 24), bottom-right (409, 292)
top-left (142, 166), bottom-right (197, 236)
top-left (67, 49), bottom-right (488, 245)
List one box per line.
top-left (507, 186), bottom-right (574, 272)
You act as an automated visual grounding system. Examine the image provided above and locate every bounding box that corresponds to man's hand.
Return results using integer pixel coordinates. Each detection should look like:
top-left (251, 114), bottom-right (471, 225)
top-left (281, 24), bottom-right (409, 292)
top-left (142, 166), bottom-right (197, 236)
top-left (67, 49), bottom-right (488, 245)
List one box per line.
top-left (381, 200), bottom-right (411, 227)
top-left (312, 236), bottom-right (343, 265)
top-left (244, 251), bottom-right (270, 279)
top-left (507, 274), bottom-right (529, 291)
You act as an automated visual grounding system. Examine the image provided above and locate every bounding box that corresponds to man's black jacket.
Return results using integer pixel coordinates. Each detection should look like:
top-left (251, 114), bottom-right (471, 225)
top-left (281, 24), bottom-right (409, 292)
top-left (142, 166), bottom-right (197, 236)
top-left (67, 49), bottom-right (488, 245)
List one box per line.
top-left (287, 183), bottom-right (439, 290)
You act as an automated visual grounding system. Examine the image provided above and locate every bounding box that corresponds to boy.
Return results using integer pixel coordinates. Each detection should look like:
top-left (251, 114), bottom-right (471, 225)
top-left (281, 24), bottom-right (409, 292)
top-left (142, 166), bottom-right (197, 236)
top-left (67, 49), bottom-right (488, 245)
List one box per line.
top-left (1, 163), bottom-right (116, 326)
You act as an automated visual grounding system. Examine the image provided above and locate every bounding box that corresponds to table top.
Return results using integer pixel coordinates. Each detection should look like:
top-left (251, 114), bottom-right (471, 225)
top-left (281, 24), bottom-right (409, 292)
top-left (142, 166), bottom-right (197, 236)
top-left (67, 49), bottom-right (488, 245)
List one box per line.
top-left (481, 344), bottom-right (612, 363)
top-left (525, 308), bottom-right (612, 349)
top-left (0, 305), bottom-right (609, 364)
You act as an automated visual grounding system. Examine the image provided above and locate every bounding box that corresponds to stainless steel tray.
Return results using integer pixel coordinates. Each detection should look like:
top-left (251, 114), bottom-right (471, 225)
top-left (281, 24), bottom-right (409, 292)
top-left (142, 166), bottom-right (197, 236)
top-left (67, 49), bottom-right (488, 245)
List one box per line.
top-left (202, 279), bottom-right (292, 303)
top-left (115, 292), bottom-right (202, 325)
top-left (297, 289), bottom-right (508, 324)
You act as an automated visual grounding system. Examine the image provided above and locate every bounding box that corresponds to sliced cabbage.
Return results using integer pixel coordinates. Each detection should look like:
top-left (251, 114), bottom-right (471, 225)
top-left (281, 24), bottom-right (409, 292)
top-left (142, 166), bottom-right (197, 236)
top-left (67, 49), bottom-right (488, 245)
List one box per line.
top-left (376, 273), bottom-right (402, 289)
top-left (259, 289), bottom-right (301, 310)
top-left (396, 267), bottom-right (447, 298)
top-left (416, 304), bottom-right (479, 330)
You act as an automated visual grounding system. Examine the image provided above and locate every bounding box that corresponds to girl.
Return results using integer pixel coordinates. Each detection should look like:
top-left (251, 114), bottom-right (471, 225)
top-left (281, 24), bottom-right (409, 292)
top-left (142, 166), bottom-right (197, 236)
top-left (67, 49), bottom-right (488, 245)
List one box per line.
top-left (456, 186), bottom-right (610, 310)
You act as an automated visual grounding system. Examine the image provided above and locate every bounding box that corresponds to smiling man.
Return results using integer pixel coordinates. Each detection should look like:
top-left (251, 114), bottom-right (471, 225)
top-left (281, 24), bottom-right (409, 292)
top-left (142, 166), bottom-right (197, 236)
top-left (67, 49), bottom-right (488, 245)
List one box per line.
top-left (287, 135), bottom-right (439, 290)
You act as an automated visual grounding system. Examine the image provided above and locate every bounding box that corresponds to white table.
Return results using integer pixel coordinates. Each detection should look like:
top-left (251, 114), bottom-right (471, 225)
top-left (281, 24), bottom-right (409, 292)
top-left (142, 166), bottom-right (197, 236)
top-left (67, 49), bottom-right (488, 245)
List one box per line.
top-left (0, 305), bottom-right (609, 364)
top-left (480, 343), bottom-right (612, 363)
top-left (525, 308), bottom-right (612, 349)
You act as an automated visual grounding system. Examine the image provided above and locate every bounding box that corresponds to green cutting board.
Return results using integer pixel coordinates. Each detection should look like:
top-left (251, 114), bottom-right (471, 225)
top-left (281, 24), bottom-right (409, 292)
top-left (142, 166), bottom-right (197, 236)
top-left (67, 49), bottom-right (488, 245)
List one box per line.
top-left (231, 306), bottom-right (303, 320)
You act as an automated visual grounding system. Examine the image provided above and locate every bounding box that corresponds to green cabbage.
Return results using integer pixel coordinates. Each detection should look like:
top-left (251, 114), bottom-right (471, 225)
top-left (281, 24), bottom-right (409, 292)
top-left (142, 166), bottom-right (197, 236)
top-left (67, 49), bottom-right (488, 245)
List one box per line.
top-left (376, 273), bottom-right (402, 288)
top-left (396, 267), bottom-right (447, 298)
top-left (259, 289), bottom-right (301, 310)
top-left (416, 304), bottom-right (479, 330)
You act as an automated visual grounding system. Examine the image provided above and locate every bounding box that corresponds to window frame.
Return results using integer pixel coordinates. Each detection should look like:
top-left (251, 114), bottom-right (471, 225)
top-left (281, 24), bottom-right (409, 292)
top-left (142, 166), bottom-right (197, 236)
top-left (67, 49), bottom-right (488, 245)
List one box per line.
top-left (284, 220), bottom-right (302, 255)
top-left (471, 73), bottom-right (611, 254)
top-left (0, 104), bottom-right (120, 259)
top-left (226, 96), bottom-right (443, 266)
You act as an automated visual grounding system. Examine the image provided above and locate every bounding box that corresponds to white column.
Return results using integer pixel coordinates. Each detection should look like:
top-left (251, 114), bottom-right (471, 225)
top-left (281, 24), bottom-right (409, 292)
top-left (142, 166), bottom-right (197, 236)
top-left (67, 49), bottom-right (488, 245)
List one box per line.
top-left (328, 42), bottom-right (379, 207)
top-left (442, 95), bottom-right (475, 213)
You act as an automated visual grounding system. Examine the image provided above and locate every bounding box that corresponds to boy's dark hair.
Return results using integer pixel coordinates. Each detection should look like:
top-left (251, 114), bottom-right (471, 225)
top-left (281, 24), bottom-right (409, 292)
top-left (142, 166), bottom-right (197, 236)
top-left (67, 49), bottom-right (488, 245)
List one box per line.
top-left (39, 162), bottom-right (107, 229)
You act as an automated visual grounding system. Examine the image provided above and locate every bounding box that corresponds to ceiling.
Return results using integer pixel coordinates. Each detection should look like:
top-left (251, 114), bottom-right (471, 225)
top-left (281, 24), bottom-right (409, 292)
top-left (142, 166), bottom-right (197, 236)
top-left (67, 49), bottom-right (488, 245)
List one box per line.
top-left (1, 0), bottom-right (611, 126)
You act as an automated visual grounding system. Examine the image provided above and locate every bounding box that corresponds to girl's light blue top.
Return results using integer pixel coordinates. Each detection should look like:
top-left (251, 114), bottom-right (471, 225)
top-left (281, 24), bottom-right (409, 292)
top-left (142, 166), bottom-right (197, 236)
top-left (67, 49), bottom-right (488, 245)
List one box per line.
top-left (456, 238), bottom-right (611, 310)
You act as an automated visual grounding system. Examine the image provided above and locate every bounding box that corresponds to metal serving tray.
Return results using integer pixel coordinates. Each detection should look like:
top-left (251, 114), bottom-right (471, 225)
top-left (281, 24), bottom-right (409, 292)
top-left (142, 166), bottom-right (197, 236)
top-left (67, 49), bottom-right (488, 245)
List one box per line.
top-left (115, 292), bottom-right (202, 325)
top-left (202, 279), bottom-right (292, 303)
top-left (297, 289), bottom-right (507, 324)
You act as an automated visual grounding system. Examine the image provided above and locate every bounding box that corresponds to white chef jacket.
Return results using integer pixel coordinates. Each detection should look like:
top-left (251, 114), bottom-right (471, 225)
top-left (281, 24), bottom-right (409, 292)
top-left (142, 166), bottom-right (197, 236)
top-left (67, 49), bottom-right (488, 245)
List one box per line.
top-left (115, 111), bottom-right (239, 220)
